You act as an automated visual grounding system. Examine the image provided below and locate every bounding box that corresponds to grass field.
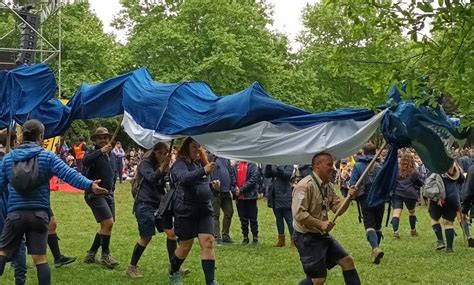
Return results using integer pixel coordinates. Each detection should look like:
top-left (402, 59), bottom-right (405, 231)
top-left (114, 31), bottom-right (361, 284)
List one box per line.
top-left (3, 183), bottom-right (474, 284)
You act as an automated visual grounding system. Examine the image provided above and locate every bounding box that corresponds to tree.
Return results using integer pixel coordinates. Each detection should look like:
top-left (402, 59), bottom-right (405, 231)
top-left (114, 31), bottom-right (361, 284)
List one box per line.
top-left (284, 0), bottom-right (417, 113)
top-left (325, 0), bottom-right (473, 127)
top-left (116, 0), bottom-right (290, 96)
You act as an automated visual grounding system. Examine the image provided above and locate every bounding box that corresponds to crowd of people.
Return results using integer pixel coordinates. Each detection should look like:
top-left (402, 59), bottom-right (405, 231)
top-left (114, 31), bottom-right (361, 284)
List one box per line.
top-left (0, 121), bottom-right (473, 285)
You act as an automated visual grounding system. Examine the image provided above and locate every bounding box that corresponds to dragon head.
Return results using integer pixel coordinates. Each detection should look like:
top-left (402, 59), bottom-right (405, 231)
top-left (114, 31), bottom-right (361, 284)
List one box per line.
top-left (385, 85), bottom-right (468, 174)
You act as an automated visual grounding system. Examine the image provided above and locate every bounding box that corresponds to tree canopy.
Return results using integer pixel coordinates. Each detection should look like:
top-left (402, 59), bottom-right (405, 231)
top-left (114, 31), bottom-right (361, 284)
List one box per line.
top-left (2, 0), bottom-right (471, 147)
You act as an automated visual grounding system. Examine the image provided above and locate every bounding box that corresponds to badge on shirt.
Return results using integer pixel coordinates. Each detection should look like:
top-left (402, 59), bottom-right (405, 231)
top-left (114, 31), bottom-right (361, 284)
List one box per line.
top-left (297, 192), bottom-right (305, 201)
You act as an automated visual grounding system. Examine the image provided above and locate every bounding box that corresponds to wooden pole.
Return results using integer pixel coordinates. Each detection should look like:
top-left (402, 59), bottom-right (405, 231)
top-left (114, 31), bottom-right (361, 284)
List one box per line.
top-left (332, 140), bottom-right (388, 223)
top-left (5, 126), bottom-right (11, 153)
top-left (110, 123), bottom-right (121, 143)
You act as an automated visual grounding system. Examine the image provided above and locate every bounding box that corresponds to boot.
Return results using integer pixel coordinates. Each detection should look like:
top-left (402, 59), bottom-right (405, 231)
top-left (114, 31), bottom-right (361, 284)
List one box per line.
top-left (275, 234), bottom-right (285, 247)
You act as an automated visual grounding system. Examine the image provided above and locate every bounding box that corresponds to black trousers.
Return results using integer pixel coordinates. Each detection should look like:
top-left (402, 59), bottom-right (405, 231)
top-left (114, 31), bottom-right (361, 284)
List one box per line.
top-left (236, 199), bottom-right (258, 237)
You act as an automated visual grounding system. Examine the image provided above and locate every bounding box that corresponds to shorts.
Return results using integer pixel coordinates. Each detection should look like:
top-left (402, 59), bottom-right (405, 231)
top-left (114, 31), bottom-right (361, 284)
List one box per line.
top-left (293, 231), bottom-right (349, 278)
top-left (173, 197), bottom-right (214, 241)
top-left (135, 202), bottom-right (173, 236)
top-left (85, 194), bottom-right (115, 223)
top-left (0, 210), bottom-right (50, 255)
top-left (48, 208), bottom-right (54, 217)
top-left (392, 195), bottom-right (417, 211)
top-left (429, 200), bottom-right (458, 222)
top-left (358, 195), bottom-right (385, 230)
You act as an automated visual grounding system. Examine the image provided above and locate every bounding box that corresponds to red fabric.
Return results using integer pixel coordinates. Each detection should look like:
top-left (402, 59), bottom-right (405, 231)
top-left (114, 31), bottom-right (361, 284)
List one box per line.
top-left (49, 176), bottom-right (82, 193)
top-left (237, 162), bottom-right (248, 188)
top-left (49, 176), bottom-right (59, 192)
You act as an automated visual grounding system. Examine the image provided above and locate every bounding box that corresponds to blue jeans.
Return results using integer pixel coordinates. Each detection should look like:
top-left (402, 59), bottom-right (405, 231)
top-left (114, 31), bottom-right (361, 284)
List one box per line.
top-left (11, 239), bottom-right (27, 285)
top-left (273, 208), bottom-right (293, 235)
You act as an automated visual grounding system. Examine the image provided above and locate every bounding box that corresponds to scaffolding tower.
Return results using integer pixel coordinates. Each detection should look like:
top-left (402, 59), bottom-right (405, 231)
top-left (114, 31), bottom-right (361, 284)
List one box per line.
top-left (0, 0), bottom-right (63, 97)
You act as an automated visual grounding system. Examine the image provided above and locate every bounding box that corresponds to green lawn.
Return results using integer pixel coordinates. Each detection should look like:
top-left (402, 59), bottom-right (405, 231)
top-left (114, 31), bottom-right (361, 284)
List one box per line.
top-left (3, 183), bottom-right (474, 284)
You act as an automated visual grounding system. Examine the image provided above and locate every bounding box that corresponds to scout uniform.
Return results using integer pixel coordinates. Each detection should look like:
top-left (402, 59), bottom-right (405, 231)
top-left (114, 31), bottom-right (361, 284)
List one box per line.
top-left (292, 172), bottom-right (350, 279)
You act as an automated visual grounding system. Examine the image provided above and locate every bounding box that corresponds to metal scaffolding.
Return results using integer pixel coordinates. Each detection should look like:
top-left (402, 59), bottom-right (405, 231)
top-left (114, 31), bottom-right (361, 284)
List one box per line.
top-left (0, 0), bottom-right (62, 97)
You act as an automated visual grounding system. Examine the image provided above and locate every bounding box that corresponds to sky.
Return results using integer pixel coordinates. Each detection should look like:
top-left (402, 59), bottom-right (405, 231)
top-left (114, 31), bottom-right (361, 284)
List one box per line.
top-left (87, 0), bottom-right (320, 48)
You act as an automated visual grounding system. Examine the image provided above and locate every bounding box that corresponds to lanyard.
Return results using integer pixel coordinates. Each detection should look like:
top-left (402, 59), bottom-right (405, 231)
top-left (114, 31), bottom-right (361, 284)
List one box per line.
top-left (311, 173), bottom-right (327, 201)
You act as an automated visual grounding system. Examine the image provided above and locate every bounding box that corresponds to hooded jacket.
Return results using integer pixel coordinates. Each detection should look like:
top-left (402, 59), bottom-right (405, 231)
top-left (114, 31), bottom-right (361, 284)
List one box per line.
top-left (0, 143), bottom-right (93, 213)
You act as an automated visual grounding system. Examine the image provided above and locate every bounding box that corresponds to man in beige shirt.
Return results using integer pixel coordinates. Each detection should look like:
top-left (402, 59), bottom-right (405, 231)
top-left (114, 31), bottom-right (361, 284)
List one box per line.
top-left (292, 152), bottom-right (360, 285)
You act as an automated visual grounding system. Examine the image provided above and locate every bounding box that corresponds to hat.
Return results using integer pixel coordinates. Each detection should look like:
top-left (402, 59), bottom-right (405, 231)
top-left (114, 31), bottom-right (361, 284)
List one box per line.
top-left (446, 163), bottom-right (460, 180)
top-left (91, 127), bottom-right (112, 140)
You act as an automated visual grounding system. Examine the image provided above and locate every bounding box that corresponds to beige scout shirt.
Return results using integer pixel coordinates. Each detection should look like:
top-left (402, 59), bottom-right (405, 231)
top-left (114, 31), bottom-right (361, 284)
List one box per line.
top-left (292, 172), bottom-right (343, 234)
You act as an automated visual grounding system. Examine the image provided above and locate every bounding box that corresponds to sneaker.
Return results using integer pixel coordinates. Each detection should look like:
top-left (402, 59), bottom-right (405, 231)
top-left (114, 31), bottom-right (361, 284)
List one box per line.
top-left (100, 254), bottom-right (119, 269)
top-left (54, 255), bottom-right (77, 267)
top-left (371, 248), bottom-right (384, 264)
top-left (393, 231), bottom-right (400, 239)
top-left (410, 229), bottom-right (418, 237)
top-left (222, 236), bottom-right (235, 244)
top-left (169, 272), bottom-right (184, 285)
top-left (125, 265), bottom-right (143, 278)
top-left (241, 237), bottom-right (249, 246)
top-left (179, 268), bottom-right (191, 276)
top-left (436, 240), bottom-right (446, 250)
top-left (252, 238), bottom-right (259, 246)
top-left (210, 280), bottom-right (220, 285)
top-left (215, 238), bottom-right (223, 247)
top-left (468, 237), bottom-right (474, 248)
top-left (446, 248), bottom-right (454, 253)
top-left (84, 251), bottom-right (97, 264)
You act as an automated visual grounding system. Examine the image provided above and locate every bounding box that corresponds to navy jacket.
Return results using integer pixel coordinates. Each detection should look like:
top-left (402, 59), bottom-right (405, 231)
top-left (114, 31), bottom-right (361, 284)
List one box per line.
top-left (393, 172), bottom-right (423, 201)
top-left (136, 156), bottom-right (167, 205)
top-left (461, 165), bottom-right (474, 214)
top-left (234, 162), bottom-right (259, 200)
top-left (442, 173), bottom-right (464, 207)
top-left (349, 155), bottom-right (381, 197)
top-left (210, 157), bottom-right (236, 193)
top-left (171, 158), bottom-right (212, 204)
top-left (265, 165), bottom-right (293, 209)
top-left (0, 143), bottom-right (92, 213)
top-left (83, 145), bottom-right (116, 195)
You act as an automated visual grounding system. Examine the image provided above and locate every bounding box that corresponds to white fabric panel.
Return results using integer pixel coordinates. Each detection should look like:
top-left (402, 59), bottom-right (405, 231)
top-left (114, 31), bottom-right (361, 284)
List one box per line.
top-left (122, 111), bottom-right (178, 148)
top-left (193, 110), bottom-right (387, 164)
top-left (123, 109), bottom-right (387, 165)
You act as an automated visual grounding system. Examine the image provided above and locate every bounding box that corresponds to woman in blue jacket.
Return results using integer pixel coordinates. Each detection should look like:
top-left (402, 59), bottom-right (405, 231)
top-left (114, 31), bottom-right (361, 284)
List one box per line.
top-left (391, 153), bottom-right (423, 238)
top-left (168, 138), bottom-right (219, 285)
top-left (265, 165), bottom-right (294, 247)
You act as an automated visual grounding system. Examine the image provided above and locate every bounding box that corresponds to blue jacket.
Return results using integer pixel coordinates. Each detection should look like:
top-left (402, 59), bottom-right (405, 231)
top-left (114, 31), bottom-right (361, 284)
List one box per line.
top-left (136, 156), bottom-right (167, 205)
top-left (83, 145), bottom-right (116, 195)
top-left (210, 157), bottom-right (236, 193)
top-left (171, 158), bottom-right (212, 204)
top-left (442, 174), bottom-right (464, 207)
top-left (349, 155), bottom-right (381, 197)
top-left (461, 165), bottom-right (474, 214)
top-left (0, 157), bottom-right (7, 229)
top-left (265, 165), bottom-right (293, 209)
top-left (0, 143), bottom-right (93, 213)
top-left (393, 172), bottom-right (423, 201)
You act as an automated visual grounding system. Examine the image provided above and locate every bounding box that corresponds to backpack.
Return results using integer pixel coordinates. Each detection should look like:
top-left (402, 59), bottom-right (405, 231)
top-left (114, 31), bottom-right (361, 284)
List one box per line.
top-left (358, 161), bottom-right (381, 195)
top-left (10, 154), bottom-right (41, 196)
top-left (421, 173), bottom-right (445, 201)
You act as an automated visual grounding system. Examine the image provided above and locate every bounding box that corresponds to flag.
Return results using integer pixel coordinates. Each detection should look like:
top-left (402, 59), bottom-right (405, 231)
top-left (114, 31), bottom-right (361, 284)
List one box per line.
top-left (121, 68), bottom-right (385, 165)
